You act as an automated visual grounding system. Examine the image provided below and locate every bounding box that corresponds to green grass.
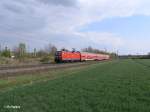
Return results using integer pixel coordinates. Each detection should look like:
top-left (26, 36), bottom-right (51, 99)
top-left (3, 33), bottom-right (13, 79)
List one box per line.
top-left (0, 65), bottom-right (89, 91)
top-left (0, 59), bottom-right (150, 112)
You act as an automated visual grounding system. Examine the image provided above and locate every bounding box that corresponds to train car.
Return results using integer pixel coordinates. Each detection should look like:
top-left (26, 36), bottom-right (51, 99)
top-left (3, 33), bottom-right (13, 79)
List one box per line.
top-left (55, 51), bottom-right (81, 63)
top-left (55, 51), bottom-right (110, 63)
top-left (80, 52), bottom-right (110, 61)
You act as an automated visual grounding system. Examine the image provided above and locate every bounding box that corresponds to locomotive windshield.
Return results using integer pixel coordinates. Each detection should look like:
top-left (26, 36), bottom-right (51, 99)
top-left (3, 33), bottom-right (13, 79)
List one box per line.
top-left (55, 51), bottom-right (61, 56)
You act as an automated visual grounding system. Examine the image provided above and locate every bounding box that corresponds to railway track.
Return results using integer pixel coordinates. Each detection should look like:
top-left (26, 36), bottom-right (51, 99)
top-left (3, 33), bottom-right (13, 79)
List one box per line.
top-left (0, 63), bottom-right (52, 70)
top-left (0, 62), bottom-right (97, 77)
top-left (0, 60), bottom-right (110, 78)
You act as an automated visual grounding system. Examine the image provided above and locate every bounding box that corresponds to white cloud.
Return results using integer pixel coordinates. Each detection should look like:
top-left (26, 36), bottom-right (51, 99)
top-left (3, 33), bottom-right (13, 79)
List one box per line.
top-left (82, 32), bottom-right (123, 47)
top-left (120, 38), bottom-right (150, 55)
top-left (0, 0), bottom-right (150, 54)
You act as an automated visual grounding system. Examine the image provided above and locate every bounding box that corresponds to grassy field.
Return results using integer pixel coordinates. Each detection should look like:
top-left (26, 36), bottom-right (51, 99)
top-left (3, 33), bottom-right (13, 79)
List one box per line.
top-left (0, 59), bottom-right (150, 112)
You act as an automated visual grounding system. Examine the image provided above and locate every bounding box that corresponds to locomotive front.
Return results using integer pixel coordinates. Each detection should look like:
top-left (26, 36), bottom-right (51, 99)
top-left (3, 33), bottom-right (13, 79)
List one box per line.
top-left (55, 51), bottom-right (62, 63)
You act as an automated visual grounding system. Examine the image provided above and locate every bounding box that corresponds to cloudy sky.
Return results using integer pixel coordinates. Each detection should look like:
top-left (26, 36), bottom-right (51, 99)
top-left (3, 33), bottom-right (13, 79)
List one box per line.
top-left (0, 0), bottom-right (150, 54)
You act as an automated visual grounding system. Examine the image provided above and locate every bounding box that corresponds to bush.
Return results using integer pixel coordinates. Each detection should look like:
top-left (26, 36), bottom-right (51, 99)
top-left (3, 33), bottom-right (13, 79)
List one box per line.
top-left (1, 50), bottom-right (11, 58)
top-left (40, 56), bottom-right (51, 63)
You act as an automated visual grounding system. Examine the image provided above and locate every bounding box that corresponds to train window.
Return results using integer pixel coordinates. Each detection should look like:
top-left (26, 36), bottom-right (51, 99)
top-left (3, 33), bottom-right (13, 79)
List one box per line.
top-left (55, 51), bottom-right (61, 56)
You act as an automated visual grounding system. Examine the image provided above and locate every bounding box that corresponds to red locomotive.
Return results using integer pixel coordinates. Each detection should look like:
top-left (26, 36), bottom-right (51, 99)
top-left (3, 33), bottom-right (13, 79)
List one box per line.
top-left (55, 50), bottom-right (110, 63)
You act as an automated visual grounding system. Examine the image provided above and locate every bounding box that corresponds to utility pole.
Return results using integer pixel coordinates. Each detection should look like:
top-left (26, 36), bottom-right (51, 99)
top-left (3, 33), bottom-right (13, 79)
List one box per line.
top-left (117, 50), bottom-right (119, 56)
top-left (5, 46), bottom-right (8, 51)
top-left (0, 44), bottom-right (1, 53)
top-left (0, 44), bottom-right (1, 57)
top-left (34, 48), bottom-right (37, 57)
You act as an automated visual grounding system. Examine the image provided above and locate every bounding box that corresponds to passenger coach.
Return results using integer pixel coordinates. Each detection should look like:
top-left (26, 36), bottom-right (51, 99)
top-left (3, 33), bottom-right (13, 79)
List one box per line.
top-left (55, 50), bottom-right (110, 63)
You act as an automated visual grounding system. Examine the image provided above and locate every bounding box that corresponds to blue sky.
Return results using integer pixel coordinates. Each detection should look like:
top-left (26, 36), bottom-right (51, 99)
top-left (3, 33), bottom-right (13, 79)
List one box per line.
top-left (80, 15), bottom-right (150, 39)
top-left (1, 0), bottom-right (150, 55)
top-left (79, 15), bottom-right (150, 54)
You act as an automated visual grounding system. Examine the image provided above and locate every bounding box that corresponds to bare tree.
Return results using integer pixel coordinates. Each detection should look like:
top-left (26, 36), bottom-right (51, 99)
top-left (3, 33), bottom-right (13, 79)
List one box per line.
top-left (12, 43), bottom-right (26, 58)
top-left (45, 43), bottom-right (57, 54)
top-left (1, 46), bottom-right (11, 58)
top-left (51, 46), bottom-right (57, 55)
top-left (12, 46), bottom-right (19, 57)
top-left (81, 46), bottom-right (109, 54)
top-left (37, 50), bottom-right (47, 57)
top-left (19, 43), bottom-right (26, 57)
top-left (82, 46), bottom-right (93, 53)
top-left (45, 44), bottom-right (52, 54)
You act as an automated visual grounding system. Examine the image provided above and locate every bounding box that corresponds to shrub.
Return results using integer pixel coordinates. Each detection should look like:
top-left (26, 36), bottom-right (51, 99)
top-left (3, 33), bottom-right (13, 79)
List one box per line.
top-left (1, 50), bottom-right (11, 58)
top-left (40, 56), bottom-right (51, 63)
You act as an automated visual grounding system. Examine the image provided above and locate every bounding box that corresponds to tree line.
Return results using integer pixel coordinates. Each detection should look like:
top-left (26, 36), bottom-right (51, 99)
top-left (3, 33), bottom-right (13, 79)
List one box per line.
top-left (0, 43), bottom-right (57, 60)
top-left (0, 43), bottom-right (118, 61)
